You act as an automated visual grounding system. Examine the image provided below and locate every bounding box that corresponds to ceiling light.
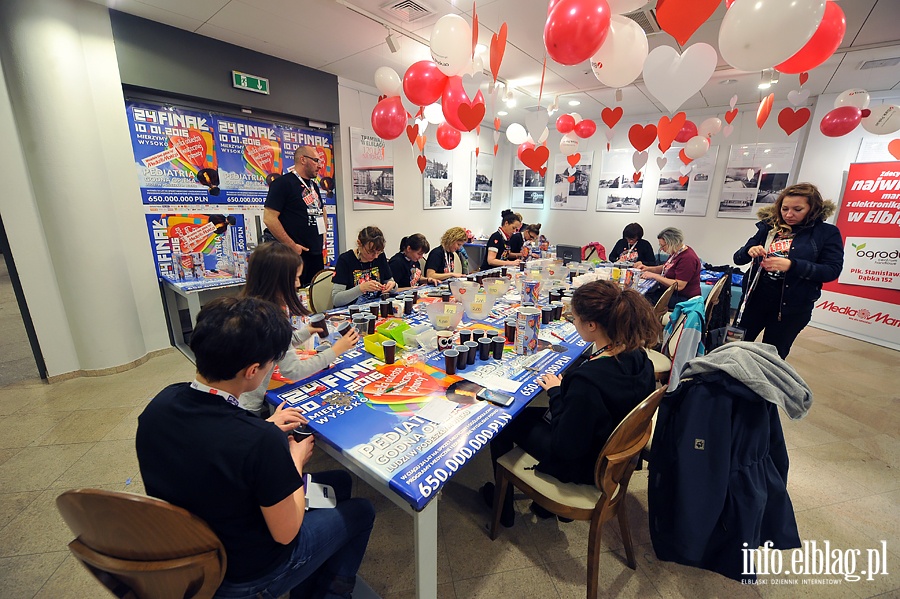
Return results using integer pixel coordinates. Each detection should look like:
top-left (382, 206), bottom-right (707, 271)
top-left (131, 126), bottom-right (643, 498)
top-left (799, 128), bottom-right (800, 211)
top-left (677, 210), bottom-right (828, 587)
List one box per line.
top-left (497, 110), bottom-right (508, 116)
top-left (568, 100), bottom-right (581, 106)
top-left (475, 44), bottom-right (488, 55)
top-left (758, 69), bottom-right (775, 90)
top-left (384, 28), bottom-right (400, 53)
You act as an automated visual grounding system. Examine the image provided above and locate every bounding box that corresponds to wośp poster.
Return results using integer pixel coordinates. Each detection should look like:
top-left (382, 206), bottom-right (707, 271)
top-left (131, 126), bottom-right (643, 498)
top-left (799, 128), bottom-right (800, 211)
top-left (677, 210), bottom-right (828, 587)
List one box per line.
top-left (717, 143), bottom-right (796, 219)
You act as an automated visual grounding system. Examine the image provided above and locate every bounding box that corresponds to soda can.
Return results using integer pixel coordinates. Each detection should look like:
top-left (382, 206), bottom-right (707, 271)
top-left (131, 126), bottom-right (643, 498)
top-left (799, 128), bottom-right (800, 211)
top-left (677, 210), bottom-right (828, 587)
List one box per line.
top-left (522, 279), bottom-right (540, 305)
top-left (628, 268), bottom-right (643, 290)
top-left (190, 253), bottom-right (206, 278)
top-left (515, 307), bottom-right (541, 355)
top-left (171, 251), bottom-right (187, 280)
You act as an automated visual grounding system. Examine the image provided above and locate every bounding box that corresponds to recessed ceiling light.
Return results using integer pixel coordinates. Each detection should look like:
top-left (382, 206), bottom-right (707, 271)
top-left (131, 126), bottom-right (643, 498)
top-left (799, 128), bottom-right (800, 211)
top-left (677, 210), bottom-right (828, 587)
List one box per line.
top-left (568, 100), bottom-right (581, 106)
top-left (475, 44), bottom-right (488, 55)
top-left (719, 79), bottom-right (737, 85)
top-left (497, 110), bottom-right (508, 116)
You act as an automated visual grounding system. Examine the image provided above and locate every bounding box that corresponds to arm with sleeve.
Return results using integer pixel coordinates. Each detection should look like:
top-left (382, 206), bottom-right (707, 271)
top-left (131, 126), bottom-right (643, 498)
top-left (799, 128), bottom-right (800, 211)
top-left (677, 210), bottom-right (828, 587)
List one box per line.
top-left (331, 252), bottom-right (363, 307)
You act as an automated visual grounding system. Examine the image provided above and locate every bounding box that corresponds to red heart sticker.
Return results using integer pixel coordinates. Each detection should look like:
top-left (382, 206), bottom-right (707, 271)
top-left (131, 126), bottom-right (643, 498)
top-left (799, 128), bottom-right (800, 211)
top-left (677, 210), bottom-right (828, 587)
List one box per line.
top-left (406, 124), bottom-right (417, 145)
top-left (656, 0), bottom-right (720, 46)
top-left (799, 72), bottom-right (809, 86)
top-left (657, 112), bottom-right (686, 153)
top-left (567, 175), bottom-right (575, 183)
top-left (490, 23), bottom-right (508, 83)
top-left (632, 172), bottom-right (642, 184)
top-left (567, 153), bottom-right (581, 167)
top-left (679, 175), bottom-right (689, 186)
top-left (361, 366), bottom-right (442, 402)
top-left (417, 154), bottom-right (427, 173)
top-left (457, 102), bottom-right (486, 132)
top-left (520, 145), bottom-right (550, 173)
top-left (888, 139), bottom-right (900, 160)
top-left (757, 93), bottom-right (775, 129)
top-left (679, 148), bottom-right (691, 165)
top-left (601, 106), bottom-right (624, 129)
top-left (458, 288), bottom-right (467, 295)
top-left (777, 107), bottom-right (811, 136)
top-left (628, 123), bottom-right (658, 152)
top-left (725, 108), bottom-right (738, 124)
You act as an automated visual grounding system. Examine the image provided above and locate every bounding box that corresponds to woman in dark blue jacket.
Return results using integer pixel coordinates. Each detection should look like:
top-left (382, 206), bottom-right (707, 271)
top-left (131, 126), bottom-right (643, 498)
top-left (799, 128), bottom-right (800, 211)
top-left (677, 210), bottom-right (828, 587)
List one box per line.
top-left (733, 183), bottom-right (843, 358)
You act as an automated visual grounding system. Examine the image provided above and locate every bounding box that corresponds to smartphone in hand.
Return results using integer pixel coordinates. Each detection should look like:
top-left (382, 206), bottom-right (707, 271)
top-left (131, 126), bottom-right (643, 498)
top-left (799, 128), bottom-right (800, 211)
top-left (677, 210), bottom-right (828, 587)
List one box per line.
top-left (476, 388), bottom-right (515, 407)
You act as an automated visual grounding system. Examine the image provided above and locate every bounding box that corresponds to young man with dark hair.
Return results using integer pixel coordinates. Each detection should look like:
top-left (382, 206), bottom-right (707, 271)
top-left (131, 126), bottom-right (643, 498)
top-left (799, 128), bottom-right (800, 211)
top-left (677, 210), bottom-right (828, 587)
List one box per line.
top-left (136, 296), bottom-right (374, 598)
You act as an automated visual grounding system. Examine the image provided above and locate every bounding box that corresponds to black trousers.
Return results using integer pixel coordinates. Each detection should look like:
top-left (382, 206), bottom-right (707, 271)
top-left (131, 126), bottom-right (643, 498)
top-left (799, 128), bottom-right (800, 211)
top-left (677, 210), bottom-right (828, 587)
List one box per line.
top-left (300, 251), bottom-right (325, 287)
top-left (738, 277), bottom-right (812, 359)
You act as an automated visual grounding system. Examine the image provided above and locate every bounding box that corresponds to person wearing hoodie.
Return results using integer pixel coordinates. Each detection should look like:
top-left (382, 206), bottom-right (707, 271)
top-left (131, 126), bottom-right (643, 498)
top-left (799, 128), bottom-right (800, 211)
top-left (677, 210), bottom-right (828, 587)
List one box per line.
top-left (481, 280), bottom-right (661, 527)
top-left (733, 183), bottom-right (843, 359)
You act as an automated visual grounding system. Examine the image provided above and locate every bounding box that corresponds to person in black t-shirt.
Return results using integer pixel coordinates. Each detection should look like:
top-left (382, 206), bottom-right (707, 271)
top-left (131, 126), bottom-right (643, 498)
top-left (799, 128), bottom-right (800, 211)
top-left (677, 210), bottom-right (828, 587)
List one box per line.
top-left (481, 209), bottom-right (522, 270)
top-left (264, 146), bottom-right (327, 287)
top-left (388, 233), bottom-right (440, 289)
top-left (332, 226), bottom-right (396, 307)
top-left (609, 222), bottom-right (656, 265)
top-left (425, 226), bottom-right (469, 281)
top-left (136, 297), bottom-right (374, 597)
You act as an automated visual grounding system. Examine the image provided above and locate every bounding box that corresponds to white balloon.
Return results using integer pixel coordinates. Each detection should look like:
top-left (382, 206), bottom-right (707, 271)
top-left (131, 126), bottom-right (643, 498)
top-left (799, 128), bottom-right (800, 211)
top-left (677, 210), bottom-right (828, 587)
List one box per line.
top-left (607, 0), bottom-right (647, 13)
top-left (559, 133), bottom-right (579, 156)
top-left (374, 66), bottom-right (402, 97)
top-left (719, 0), bottom-right (825, 72)
top-left (861, 104), bottom-right (900, 135)
top-left (685, 135), bottom-right (710, 159)
top-left (698, 117), bottom-right (722, 138)
top-left (423, 103), bottom-right (445, 125)
top-left (506, 122), bottom-right (529, 145)
top-left (590, 15), bottom-right (648, 89)
top-left (834, 89), bottom-right (870, 110)
top-left (642, 43), bottom-right (718, 114)
top-left (570, 112), bottom-right (583, 124)
top-left (430, 15), bottom-right (472, 77)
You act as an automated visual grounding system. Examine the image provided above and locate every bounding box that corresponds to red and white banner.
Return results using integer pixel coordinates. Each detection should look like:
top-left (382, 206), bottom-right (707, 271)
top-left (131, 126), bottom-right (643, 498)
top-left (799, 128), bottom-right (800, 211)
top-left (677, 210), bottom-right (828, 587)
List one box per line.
top-left (811, 162), bottom-right (900, 350)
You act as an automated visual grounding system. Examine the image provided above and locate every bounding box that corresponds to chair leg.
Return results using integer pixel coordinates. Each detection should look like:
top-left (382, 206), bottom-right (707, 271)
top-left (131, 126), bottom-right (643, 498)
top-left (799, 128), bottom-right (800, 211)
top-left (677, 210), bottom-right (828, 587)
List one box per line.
top-left (586, 514), bottom-right (603, 599)
top-left (617, 502), bottom-right (637, 570)
top-left (489, 472), bottom-right (510, 540)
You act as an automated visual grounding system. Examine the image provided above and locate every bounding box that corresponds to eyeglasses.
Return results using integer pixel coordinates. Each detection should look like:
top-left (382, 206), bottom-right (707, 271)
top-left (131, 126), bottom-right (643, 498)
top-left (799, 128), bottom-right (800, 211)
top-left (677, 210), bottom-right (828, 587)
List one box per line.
top-left (301, 155), bottom-right (323, 164)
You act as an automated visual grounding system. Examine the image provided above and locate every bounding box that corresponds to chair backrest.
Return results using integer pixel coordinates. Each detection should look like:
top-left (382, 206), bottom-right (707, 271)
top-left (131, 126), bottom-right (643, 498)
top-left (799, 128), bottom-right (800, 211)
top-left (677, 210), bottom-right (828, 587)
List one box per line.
top-left (703, 274), bottom-right (729, 329)
top-left (653, 282), bottom-right (678, 321)
top-left (307, 268), bottom-right (335, 313)
top-left (581, 242), bottom-right (607, 262)
top-left (593, 386), bottom-right (667, 503)
top-left (663, 311), bottom-right (687, 359)
top-left (57, 489), bottom-right (226, 599)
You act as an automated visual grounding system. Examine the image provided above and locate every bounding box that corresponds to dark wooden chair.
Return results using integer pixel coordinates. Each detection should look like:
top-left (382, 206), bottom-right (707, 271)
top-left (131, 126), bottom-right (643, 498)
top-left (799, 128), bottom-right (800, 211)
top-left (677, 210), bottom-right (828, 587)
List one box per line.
top-left (56, 488), bottom-right (226, 599)
top-left (489, 386), bottom-right (667, 599)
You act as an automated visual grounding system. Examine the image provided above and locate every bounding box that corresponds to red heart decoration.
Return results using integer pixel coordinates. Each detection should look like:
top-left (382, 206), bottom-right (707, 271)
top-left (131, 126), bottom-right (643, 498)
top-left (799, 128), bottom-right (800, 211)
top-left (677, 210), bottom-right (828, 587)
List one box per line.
top-left (657, 112), bottom-right (686, 153)
top-left (457, 102), bottom-right (486, 132)
top-left (458, 288), bottom-right (467, 295)
top-left (628, 123), bottom-right (658, 152)
top-left (406, 124), bottom-right (417, 145)
top-left (656, 0), bottom-right (720, 46)
top-left (493, 117), bottom-right (501, 129)
top-left (678, 148), bottom-right (691, 165)
top-left (493, 144), bottom-right (499, 156)
top-left (888, 139), bottom-right (900, 160)
top-left (538, 166), bottom-right (547, 177)
top-left (416, 135), bottom-right (427, 151)
top-left (777, 107), bottom-right (811, 136)
top-left (679, 176), bottom-right (689, 186)
top-left (475, 147), bottom-right (480, 157)
top-left (472, 12), bottom-right (479, 60)
top-left (520, 145), bottom-right (550, 173)
top-left (362, 366), bottom-right (442, 401)
top-left (567, 153), bottom-right (581, 167)
top-left (757, 93), bottom-right (775, 129)
top-left (601, 106), bottom-right (624, 129)
top-left (725, 108), bottom-right (739, 124)
top-left (416, 154), bottom-right (427, 173)
top-left (244, 142), bottom-right (276, 174)
top-left (799, 72), bottom-right (809, 86)
top-left (567, 176), bottom-right (575, 183)
top-left (632, 172), bottom-right (642, 184)
top-left (490, 23), bottom-right (508, 83)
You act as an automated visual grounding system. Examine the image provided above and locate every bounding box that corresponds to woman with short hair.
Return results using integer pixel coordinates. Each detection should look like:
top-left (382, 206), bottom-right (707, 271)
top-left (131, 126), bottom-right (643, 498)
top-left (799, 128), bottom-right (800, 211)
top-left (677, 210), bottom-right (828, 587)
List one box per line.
top-left (609, 222), bottom-right (656, 265)
top-left (636, 227), bottom-right (701, 309)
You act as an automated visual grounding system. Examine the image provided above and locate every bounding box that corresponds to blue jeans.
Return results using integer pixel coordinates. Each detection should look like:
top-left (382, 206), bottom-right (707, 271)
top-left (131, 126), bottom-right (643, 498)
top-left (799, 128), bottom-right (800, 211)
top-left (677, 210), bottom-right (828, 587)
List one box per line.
top-left (214, 471), bottom-right (375, 599)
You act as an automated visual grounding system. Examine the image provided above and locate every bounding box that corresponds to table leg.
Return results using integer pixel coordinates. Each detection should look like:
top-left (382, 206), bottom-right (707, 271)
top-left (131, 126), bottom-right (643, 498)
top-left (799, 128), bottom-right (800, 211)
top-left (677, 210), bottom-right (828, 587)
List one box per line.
top-left (186, 292), bottom-right (202, 330)
top-left (414, 498), bottom-right (439, 599)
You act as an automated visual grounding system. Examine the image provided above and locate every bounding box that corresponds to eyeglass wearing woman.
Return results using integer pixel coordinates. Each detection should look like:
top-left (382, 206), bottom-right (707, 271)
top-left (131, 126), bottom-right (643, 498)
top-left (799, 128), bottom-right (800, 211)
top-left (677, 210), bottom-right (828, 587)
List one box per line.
top-left (733, 182), bottom-right (843, 359)
top-left (332, 226), bottom-right (396, 307)
top-left (609, 222), bottom-right (656, 265)
top-left (481, 209), bottom-right (522, 270)
top-left (635, 227), bottom-right (702, 309)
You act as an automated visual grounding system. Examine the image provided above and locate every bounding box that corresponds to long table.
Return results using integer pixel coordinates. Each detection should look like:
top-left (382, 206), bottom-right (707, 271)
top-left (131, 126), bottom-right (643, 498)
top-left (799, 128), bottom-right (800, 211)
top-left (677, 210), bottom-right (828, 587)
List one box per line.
top-left (266, 297), bottom-right (588, 599)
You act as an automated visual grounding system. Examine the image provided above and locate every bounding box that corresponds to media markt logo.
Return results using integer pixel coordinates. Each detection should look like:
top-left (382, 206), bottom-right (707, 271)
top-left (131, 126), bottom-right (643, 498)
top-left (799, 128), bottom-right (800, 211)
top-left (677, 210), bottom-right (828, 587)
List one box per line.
top-left (742, 540), bottom-right (890, 585)
top-left (816, 300), bottom-right (900, 327)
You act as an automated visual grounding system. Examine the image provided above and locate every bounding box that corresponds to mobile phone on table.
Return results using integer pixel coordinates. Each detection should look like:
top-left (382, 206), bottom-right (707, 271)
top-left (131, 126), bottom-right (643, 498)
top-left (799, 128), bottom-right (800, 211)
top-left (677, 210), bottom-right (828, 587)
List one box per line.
top-left (476, 388), bottom-right (515, 407)
top-left (291, 424), bottom-right (314, 441)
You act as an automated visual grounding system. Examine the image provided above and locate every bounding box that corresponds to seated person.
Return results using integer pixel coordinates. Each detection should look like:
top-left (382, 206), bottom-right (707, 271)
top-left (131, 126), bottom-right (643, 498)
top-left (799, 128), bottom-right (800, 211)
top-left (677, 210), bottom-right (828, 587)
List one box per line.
top-left (636, 226), bottom-right (702, 309)
top-left (136, 296), bottom-right (375, 598)
top-left (609, 222), bottom-right (656, 265)
top-left (481, 209), bottom-right (522, 270)
top-left (425, 226), bottom-right (469, 281)
top-left (388, 233), bottom-right (440, 289)
top-left (480, 281), bottom-right (660, 527)
top-left (506, 212), bottom-right (528, 259)
top-left (332, 226), bottom-right (396, 307)
top-left (520, 223), bottom-right (549, 258)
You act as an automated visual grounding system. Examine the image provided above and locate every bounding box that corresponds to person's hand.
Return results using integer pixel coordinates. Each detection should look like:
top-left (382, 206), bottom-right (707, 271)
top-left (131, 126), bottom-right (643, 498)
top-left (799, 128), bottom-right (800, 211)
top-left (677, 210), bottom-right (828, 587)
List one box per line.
top-left (640, 271), bottom-right (658, 281)
top-left (536, 373), bottom-right (561, 390)
top-left (424, 277), bottom-right (441, 286)
top-left (288, 434), bottom-right (315, 471)
top-left (332, 327), bottom-right (359, 355)
top-left (267, 402), bottom-right (308, 432)
top-left (747, 245), bottom-right (767, 259)
top-left (762, 257), bottom-right (791, 272)
top-left (359, 280), bottom-right (383, 293)
top-left (294, 243), bottom-right (309, 256)
top-left (382, 280), bottom-right (396, 292)
top-left (522, 247), bottom-right (530, 258)
top-left (634, 261), bottom-right (645, 270)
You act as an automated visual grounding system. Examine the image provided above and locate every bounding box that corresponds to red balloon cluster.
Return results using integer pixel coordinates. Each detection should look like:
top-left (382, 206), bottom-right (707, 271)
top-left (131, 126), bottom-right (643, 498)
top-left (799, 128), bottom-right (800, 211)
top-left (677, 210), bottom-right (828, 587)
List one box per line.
top-left (371, 96), bottom-right (407, 140)
top-left (544, 0), bottom-right (611, 66)
top-left (555, 114), bottom-right (597, 138)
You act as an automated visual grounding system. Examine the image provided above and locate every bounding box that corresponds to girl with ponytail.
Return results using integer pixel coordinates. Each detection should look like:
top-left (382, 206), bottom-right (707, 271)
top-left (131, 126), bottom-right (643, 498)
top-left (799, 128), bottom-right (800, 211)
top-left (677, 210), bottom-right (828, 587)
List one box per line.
top-left (388, 233), bottom-right (440, 289)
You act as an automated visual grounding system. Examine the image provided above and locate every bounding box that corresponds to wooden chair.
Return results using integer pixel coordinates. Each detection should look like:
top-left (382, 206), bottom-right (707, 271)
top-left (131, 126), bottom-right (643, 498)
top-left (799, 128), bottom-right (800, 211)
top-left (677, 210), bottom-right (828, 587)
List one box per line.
top-left (653, 282), bottom-right (678, 330)
top-left (490, 386), bottom-right (667, 599)
top-left (646, 310), bottom-right (687, 384)
top-left (56, 488), bottom-right (226, 599)
top-left (307, 268), bottom-right (335, 313)
top-left (703, 273), bottom-right (729, 335)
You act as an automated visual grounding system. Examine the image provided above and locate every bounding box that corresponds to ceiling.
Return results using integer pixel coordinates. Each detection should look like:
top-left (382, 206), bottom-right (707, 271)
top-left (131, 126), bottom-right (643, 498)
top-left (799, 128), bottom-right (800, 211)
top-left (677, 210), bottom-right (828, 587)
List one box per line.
top-left (92, 0), bottom-right (900, 124)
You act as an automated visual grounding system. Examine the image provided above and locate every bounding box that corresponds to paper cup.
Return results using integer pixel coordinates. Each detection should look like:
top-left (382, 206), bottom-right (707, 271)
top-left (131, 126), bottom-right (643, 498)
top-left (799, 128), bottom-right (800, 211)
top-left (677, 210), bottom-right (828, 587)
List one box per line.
top-left (436, 330), bottom-right (454, 350)
top-left (478, 337), bottom-right (492, 360)
top-left (443, 349), bottom-right (458, 375)
top-left (464, 340), bottom-right (478, 364)
top-left (515, 307), bottom-right (541, 355)
top-left (382, 340), bottom-right (396, 364)
top-left (455, 345), bottom-right (468, 370)
top-left (309, 313), bottom-right (329, 339)
top-left (492, 336), bottom-right (507, 360)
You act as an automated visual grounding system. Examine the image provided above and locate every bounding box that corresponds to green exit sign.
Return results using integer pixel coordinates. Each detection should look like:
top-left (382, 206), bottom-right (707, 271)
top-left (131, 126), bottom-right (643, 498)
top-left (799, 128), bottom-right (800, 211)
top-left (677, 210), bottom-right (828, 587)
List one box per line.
top-left (232, 71), bottom-right (269, 95)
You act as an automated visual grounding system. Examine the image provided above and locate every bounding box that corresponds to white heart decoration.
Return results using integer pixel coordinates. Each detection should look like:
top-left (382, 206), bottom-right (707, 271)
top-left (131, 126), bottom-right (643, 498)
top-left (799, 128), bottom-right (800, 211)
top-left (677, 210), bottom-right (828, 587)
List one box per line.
top-left (415, 118), bottom-right (428, 136)
top-left (657, 156), bottom-right (668, 170)
top-left (730, 95), bottom-right (738, 110)
top-left (723, 124), bottom-right (734, 137)
top-left (632, 150), bottom-right (649, 172)
top-left (525, 111), bottom-right (550, 141)
top-left (604, 128), bottom-right (615, 142)
top-left (679, 164), bottom-right (693, 176)
top-left (493, 131), bottom-right (501, 144)
top-left (642, 43), bottom-right (718, 113)
top-left (537, 126), bottom-right (550, 144)
top-left (461, 71), bottom-right (486, 101)
top-left (747, 169), bottom-right (755, 181)
top-left (787, 89), bottom-right (810, 107)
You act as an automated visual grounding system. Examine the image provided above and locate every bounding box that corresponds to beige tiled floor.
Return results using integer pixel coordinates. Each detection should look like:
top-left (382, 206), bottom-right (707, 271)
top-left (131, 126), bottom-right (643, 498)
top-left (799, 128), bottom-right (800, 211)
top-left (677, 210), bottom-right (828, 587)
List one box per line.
top-left (0, 326), bottom-right (898, 598)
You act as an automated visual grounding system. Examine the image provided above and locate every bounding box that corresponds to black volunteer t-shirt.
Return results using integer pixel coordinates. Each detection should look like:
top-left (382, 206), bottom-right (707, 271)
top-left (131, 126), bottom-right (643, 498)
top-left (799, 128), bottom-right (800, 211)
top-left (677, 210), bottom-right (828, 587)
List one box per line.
top-left (264, 172), bottom-right (324, 252)
top-left (509, 230), bottom-right (525, 254)
top-left (334, 250), bottom-right (393, 302)
top-left (388, 251), bottom-right (422, 288)
top-left (482, 230), bottom-right (511, 270)
top-left (425, 246), bottom-right (460, 275)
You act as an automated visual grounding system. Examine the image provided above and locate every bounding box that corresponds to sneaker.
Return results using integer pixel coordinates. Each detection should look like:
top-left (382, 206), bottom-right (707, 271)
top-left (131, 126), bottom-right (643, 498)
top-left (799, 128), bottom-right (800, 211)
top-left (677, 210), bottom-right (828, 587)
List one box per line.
top-left (529, 501), bottom-right (573, 523)
top-left (480, 483), bottom-right (514, 528)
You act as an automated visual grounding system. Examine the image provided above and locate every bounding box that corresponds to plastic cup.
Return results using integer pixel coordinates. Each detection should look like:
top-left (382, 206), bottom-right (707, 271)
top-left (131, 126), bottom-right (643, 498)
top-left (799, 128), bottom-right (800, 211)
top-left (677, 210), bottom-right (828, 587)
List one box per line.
top-left (549, 289), bottom-right (562, 303)
top-left (379, 300), bottom-right (392, 317)
top-left (349, 305), bottom-right (361, 316)
top-left (519, 261), bottom-right (526, 272)
top-left (411, 290), bottom-right (419, 302)
top-left (443, 349), bottom-right (458, 375)
top-left (337, 321), bottom-right (352, 337)
top-left (352, 315), bottom-right (367, 334)
top-left (492, 336), bottom-right (506, 360)
top-left (459, 329), bottom-right (472, 344)
top-left (542, 306), bottom-right (553, 325)
top-left (455, 345), bottom-right (468, 370)
top-left (368, 303), bottom-right (380, 317)
top-left (404, 297), bottom-right (414, 315)
top-left (365, 314), bottom-right (377, 335)
top-left (441, 291), bottom-right (452, 302)
top-left (478, 337), bottom-right (492, 360)
top-left (472, 329), bottom-right (485, 343)
top-left (504, 319), bottom-right (517, 342)
top-left (309, 313), bottom-right (329, 339)
top-left (436, 330), bottom-right (454, 350)
top-left (552, 302), bottom-right (563, 321)
top-left (485, 329), bottom-right (499, 339)
top-left (464, 340), bottom-right (478, 364)
top-left (382, 340), bottom-right (396, 364)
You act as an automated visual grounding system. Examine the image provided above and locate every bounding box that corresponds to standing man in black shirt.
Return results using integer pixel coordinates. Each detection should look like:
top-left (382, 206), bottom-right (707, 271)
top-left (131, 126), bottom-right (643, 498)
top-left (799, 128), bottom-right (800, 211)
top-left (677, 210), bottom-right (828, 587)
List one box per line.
top-left (264, 146), bottom-right (326, 286)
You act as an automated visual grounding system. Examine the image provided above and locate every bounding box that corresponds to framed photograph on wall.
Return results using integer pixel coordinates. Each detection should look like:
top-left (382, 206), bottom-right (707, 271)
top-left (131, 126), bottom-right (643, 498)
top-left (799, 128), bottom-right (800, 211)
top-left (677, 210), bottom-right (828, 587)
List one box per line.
top-left (470, 151), bottom-right (493, 210)
top-left (349, 127), bottom-right (393, 210)
top-left (596, 148), bottom-right (642, 212)
top-left (654, 146), bottom-right (718, 216)
top-left (511, 167), bottom-right (545, 208)
top-left (551, 151), bottom-right (593, 211)
top-left (717, 143), bottom-right (796, 219)
top-left (423, 145), bottom-right (453, 210)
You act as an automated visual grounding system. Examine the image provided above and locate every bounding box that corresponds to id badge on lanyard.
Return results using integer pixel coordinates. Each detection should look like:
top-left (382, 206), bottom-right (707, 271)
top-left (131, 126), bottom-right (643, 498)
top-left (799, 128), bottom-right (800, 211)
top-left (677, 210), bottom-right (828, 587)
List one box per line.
top-left (300, 181), bottom-right (326, 234)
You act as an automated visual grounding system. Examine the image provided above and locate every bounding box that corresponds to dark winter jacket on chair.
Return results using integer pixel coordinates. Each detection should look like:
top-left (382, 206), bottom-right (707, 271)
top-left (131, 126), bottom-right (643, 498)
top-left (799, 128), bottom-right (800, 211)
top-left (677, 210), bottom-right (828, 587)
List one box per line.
top-left (648, 342), bottom-right (811, 582)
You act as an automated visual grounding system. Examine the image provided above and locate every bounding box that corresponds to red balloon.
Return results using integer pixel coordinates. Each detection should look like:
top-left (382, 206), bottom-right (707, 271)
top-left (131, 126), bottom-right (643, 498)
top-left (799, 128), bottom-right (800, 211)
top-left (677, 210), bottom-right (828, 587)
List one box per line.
top-left (556, 114), bottom-right (576, 134)
top-left (371, 96), bottom-right (407, 140)
top-left (675, 120), bottom-right (698, 143)
top-left (544, 0), bottom-right (612, 66)
top-left (403, 60), bottom-right (449, 107)
top-left (819, 106), bottom-right (861, 137)
top-left (776, 2), bottom-right (845, 74)
top-left (441, 76), bottom-right (474, 131)
top-left (517, 141), bottom-right (535, 161)
top-left (574, 119), bottom-right (597, 139)
top-left (436, 122), bottom-right (462, 150)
